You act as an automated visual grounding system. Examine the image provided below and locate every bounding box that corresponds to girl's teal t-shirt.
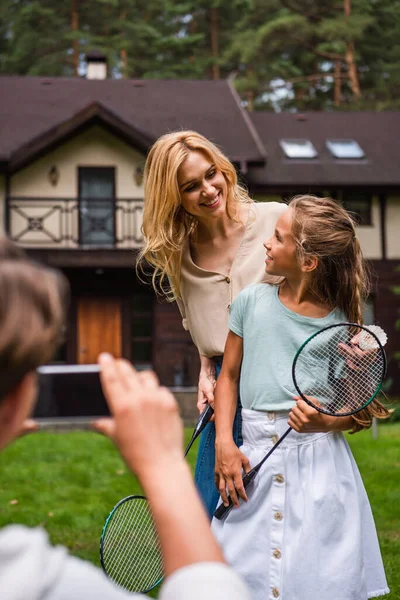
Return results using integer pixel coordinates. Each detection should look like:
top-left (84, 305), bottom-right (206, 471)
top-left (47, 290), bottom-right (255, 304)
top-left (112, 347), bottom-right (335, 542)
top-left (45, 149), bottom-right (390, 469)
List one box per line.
top-left (229, 283), bottom-right (344, 412)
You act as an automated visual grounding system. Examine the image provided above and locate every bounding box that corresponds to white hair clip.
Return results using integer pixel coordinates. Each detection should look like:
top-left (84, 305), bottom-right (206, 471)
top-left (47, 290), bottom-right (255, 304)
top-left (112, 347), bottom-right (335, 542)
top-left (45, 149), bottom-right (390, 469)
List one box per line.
top-left (359, 325), bottom-right (388, 350)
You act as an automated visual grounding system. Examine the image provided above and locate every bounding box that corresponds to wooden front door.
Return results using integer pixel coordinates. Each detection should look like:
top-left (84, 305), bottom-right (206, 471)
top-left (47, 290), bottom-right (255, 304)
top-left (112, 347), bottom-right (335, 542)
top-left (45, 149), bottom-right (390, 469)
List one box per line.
top-left (77, 297), bottom-right (122, 364)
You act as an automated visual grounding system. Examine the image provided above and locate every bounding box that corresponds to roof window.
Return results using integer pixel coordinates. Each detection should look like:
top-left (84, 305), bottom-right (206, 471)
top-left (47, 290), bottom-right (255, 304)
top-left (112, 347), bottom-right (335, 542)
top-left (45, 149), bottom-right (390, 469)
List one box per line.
top-left (326, 139), bottom-right (365, 159)
top-left (280, 139), bottom-right (318, 159)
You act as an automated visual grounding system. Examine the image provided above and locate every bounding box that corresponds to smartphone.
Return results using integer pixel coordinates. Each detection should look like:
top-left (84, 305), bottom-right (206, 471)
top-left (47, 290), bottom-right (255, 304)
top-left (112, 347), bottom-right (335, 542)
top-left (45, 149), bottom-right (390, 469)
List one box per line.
top-left (35, 364), bottom-right (110, 419)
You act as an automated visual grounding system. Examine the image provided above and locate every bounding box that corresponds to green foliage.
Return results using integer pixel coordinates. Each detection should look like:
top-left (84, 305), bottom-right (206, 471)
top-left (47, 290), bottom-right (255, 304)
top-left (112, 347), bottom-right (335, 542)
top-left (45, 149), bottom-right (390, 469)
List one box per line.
top-left (222, 0), bottom-right (400, 110)
top-left (348, 422), bottom-right (400, 600)
top-left (0, 1), bottom-right (400, 110)
top-left (0, 0), bottom-right (72, 75)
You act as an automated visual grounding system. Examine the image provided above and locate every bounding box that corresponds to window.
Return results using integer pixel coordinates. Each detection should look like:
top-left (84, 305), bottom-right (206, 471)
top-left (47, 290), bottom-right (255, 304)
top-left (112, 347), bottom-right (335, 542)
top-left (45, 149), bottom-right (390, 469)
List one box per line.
top-left (326, 139), bottom-right (365, 159)
top-left (342, 192), bottom-right (372, 226)
top-left (79, 167), bottom-right (115, 246)
top-left (131, 291), bottom-right (153, 365)
top-left (280, 139), bottom-right (318, 159)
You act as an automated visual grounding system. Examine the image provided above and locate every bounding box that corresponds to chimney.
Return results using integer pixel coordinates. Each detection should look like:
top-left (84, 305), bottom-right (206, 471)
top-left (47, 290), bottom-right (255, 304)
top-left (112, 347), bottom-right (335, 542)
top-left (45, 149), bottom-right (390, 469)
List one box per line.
top-left (86, 50), bottom-right (107, 80)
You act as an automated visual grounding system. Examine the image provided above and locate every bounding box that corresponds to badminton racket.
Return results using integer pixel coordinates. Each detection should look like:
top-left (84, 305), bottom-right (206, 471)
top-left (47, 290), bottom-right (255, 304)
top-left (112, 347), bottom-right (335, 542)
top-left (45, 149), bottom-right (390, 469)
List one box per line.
top-left (214, 322), bottom-right (387, 520)
top-left (100, 403), bottom-right (214, 593)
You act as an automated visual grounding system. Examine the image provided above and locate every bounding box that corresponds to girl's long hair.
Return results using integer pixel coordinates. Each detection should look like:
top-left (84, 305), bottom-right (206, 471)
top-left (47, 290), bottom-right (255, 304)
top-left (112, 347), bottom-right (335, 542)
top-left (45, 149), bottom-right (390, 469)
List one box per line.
top-left (289, 195), bottom-right (390, 431)
top-left (137, 130), bottom-right (252, 300)
top-left (290, 195), bottom-right (369, 324)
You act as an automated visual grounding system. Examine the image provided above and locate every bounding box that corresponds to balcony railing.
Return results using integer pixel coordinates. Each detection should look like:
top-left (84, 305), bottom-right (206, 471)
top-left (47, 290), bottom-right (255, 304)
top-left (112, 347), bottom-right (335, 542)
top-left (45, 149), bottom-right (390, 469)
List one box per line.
top-left (7, 197), bottom-right (144, 248)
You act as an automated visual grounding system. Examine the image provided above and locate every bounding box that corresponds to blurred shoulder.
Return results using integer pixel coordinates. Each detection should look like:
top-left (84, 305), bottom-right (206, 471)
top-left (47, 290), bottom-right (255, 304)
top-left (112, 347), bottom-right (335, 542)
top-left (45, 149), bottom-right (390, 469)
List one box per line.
top-left (0, 525), bottom-right (67, 597)
top-left (253, 200), bottom-right (287, 221)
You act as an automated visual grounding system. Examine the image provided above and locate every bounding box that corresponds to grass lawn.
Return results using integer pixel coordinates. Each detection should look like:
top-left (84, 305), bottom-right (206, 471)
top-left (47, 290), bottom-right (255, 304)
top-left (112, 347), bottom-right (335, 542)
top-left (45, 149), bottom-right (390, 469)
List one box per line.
top-left (0, 424), bottom-right (398, 598)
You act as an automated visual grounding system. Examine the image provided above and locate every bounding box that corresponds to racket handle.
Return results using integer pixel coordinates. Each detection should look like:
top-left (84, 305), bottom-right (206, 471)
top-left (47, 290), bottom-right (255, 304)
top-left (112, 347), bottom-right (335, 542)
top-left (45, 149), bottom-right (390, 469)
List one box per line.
top-left (213, 426), bottom-right (293, 521)
top-left (195, 404), bottom-right (214, 436)
top-left (184, 404), bottom-right (214, 457)
top-left (213, 468), bottom-right (258, 520)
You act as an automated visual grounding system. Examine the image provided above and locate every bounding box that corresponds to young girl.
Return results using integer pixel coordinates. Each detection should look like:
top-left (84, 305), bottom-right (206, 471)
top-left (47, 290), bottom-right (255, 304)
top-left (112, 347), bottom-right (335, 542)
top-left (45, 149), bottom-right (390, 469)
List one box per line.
top-left (212, 195), bottom-right (390, 600)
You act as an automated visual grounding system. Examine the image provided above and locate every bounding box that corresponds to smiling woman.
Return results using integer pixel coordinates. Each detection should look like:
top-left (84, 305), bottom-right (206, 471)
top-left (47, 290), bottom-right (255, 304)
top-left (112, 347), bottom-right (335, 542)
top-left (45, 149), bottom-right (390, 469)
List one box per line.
top-left (137, 130), bottom-right (287, 517)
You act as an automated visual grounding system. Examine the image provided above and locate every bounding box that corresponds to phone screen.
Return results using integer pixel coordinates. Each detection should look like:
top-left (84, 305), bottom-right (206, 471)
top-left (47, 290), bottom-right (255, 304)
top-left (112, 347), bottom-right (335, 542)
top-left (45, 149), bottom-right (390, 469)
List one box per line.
top-left (35, 365), bottom-right (110, 418)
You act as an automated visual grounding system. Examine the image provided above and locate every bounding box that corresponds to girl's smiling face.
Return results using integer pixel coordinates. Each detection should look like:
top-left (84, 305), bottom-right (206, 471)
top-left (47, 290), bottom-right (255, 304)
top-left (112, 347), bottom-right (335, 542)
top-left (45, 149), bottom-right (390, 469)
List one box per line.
top-left (264, 208), bottom-right (302, 279)
top-left (177, 151), bottom-right (228, 220)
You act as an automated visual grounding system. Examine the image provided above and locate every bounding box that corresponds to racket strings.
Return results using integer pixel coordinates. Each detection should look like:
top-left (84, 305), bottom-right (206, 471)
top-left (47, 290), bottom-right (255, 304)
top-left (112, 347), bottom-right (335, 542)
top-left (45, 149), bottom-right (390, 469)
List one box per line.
top-left (103, 502), bottom-right (162, 591)
top-left (102, 498), bottom-right (163, 593)
top-left (294, 326), bottom-right (385, 416)
top-left (106, 511), bottom-right (159, 585)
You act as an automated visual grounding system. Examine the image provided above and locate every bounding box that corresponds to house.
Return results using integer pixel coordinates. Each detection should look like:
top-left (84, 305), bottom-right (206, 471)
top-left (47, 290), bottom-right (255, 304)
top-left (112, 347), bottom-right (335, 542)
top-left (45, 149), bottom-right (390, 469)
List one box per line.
top-left (0, 58), bottom-right (399, 397)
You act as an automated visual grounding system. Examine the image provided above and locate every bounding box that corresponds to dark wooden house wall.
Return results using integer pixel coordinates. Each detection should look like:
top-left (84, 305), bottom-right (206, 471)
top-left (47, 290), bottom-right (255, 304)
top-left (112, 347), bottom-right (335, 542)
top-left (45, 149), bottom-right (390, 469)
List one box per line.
top-left (153, 300), bottom-right (199, 387)
top-left (372, 260), bottom-right (400, 396)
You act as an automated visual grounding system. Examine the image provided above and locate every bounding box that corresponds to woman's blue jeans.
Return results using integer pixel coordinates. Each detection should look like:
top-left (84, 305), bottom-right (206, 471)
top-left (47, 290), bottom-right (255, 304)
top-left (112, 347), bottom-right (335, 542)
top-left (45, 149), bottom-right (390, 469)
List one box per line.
top-left (194, 356), bottom-right (243, 519)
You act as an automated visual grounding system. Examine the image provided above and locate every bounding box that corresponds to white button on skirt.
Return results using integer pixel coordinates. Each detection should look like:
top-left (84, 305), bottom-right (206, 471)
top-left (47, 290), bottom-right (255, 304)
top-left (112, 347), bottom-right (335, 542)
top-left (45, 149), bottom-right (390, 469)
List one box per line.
top-left (211, 409), bottom-right (389, 600)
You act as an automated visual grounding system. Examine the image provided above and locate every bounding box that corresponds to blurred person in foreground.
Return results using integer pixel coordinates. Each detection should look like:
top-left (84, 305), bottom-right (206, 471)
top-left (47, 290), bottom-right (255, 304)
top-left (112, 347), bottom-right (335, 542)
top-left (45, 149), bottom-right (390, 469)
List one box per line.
top-left (0, 239), bottom-right (249, 600)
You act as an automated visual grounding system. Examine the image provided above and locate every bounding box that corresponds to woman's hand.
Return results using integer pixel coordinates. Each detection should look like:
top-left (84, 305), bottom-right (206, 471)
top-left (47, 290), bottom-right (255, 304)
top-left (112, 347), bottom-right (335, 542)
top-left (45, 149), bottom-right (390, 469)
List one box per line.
top-left (215, 439), bottom-right (251, 507)
top-left (198, 373), bottom-right (216, 413)
top-left (197, 355), bottom-right (217, 414)
top-left (288, 397), bottom-right (353, 433)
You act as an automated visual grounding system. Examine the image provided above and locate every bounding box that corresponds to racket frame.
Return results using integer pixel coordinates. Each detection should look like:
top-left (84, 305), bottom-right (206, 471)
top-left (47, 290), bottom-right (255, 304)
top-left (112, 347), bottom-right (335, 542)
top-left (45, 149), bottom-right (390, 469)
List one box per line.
top-left (100, 494), bottom-right (164, 594)
top-left (292, 322), bottom-right (387, 417)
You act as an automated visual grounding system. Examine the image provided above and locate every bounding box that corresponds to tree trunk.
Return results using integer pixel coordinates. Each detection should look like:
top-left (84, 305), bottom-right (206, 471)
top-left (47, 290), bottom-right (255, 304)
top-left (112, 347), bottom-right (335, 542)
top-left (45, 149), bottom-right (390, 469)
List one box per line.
top-left (120, 11), bottom-right (128, 79)
top-left (246, 89), bottom-right (254, 111)
top-left (246, 65), bottom-right (254, 111)
top-left (343, 0), bottom-right (361, 98)
top-left (120, 49), bottom-right (128, 78)
top-left (211, 7), bottom-right (220, 80)
top-left (345, 42), bottom-right (361, 98)
top-left (334, 61), bottom-right (341, 106)
top-left (71, 0), bottom-right (79, 76)
top-left (295, 85), bottom-right (305, 109)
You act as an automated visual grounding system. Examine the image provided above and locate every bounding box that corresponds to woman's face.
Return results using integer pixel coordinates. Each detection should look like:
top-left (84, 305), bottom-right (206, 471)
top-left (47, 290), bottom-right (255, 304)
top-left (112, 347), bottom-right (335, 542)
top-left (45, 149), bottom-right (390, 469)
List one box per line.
top-left (177, 151), bottom-right (228, 221)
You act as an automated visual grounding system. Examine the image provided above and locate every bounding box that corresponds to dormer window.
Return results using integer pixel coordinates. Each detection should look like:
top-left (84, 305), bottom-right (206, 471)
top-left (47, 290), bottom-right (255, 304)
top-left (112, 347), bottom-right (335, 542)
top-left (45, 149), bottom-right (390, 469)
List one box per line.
top-left (280, 139), bottom-right (318, 159)
top-left (326, 139), bottom-right (365, 159)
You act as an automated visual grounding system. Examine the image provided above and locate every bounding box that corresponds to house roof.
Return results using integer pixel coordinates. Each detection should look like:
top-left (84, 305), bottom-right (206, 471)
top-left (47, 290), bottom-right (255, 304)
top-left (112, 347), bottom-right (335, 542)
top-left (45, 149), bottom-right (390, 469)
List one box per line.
top-left (0, 76), bottom-right (265, 170)
top-left (1, 76), bottom-right (399, 187)
top-left (8, 101), bottom-right (154, 172)
top-left (249, 111), bottom-right (400, 187)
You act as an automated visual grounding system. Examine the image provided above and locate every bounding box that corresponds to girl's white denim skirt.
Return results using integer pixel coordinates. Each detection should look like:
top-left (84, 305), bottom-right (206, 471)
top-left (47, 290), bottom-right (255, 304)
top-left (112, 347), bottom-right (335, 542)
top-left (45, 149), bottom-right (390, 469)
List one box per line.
top-left (211, 408), bottom-right (389, 600)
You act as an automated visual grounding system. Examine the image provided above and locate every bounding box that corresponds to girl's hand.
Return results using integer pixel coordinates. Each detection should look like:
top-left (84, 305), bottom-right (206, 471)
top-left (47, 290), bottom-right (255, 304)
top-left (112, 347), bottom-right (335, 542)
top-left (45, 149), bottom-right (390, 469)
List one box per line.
top-left (215, 439), bottom-right (251, 507)
top-left (288, 397), bottom-right (338, 433)
top-left (197, 374), bottom-right (216, 415)
top-left (337, 340), bottom-right (377, 371)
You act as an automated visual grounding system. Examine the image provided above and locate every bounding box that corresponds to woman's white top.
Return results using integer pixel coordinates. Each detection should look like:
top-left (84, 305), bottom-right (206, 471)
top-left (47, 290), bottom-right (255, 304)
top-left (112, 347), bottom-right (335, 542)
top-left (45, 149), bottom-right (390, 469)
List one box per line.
top-left (177, 201), bottom-right (287, 357)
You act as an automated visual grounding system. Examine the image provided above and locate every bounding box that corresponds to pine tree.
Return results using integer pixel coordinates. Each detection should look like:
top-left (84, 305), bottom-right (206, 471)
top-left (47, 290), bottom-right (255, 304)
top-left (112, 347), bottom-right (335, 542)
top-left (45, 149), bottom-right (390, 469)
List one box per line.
top-left (0, 0), bottom-right (72, 75)
top-left (0, 0), bottom-right (399, 111)
top-left (222, 0), bottom-right (391, 110)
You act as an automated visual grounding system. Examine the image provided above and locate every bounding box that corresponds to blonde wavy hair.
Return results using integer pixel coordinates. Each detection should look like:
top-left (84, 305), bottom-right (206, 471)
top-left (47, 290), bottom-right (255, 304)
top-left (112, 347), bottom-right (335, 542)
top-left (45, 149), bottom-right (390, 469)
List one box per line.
top-left (137, 130), bottom-right (252, 300)
top-left (289, 195), bottom-right (391, 432)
